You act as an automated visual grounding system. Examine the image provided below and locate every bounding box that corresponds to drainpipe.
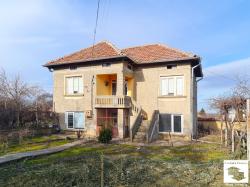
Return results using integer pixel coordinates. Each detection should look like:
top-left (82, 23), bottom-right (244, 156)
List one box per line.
top-left (49, 68), bottom-right (54, 72)
top-left (91, 75), bottom-right (95, 117)
top-left (190, 62), bottom-right (203, 140)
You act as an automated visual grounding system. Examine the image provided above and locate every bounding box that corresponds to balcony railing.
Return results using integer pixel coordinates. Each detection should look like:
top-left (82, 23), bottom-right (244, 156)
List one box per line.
top-left (95, 95), bottom-right (131, 108)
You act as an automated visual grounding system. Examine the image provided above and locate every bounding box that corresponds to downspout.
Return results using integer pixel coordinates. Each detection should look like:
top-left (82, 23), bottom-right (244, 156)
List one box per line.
top-left (191, 62), bottom-right (203, 140)
top-left (49, 68), bottom-right (54, 72)
top-left (49, 68), bottom-right (55, 113)
top-left (91, 75), bottom-right (95, 116)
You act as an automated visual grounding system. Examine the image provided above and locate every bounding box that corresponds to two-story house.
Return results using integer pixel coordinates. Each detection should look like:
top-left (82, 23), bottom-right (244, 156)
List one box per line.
top-left (44, 41), bottom-right (203, 142)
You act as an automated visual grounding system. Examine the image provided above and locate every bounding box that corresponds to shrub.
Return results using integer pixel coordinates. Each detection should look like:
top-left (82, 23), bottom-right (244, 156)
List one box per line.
top-left (98, 128), bottom-right (112, 143)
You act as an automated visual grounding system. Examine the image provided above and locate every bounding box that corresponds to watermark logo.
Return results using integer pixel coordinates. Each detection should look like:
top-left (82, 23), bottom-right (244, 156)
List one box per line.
top-left (224, 160), bottom-right (248, 183)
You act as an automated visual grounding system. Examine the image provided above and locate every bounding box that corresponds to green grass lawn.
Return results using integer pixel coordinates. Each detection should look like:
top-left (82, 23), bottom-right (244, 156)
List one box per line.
top-left (0, 135), bottom-right (74, 156)
top-left (0, 141), bottom-right (233, 187)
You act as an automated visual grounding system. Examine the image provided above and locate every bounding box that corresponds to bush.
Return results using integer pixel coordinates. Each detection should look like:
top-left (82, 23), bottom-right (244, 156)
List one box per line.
top-left (98, 128), bottom-right (112, 143)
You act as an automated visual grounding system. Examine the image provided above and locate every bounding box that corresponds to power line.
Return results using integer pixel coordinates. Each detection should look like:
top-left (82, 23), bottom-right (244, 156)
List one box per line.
top-left (101, 0), bottom-right (110, 34)
top-left (91, 0), bottom-right (101, 57)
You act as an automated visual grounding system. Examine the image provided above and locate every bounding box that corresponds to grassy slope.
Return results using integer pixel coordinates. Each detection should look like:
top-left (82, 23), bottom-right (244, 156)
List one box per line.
top-left (0, 142), bottom-right (232, 187)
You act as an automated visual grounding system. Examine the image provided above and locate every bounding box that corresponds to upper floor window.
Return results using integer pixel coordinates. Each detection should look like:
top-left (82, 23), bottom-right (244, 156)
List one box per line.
top-left (69, 65), bottom-right (77, 70)
top-left (102, 63), bottom-right (111, 67)
top-left (160, 76), bottom-right (184, 96)
top-left (167, 64), bottom-right (177, 69)
top-left (66, 76), bottom-right (83, 95)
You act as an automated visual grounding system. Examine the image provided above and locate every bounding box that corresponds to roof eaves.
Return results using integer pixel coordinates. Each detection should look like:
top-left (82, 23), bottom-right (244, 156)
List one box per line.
top-left (134, 56), bottom-right (199, 65)
top-left (43, 55), bottom-right (127, 67)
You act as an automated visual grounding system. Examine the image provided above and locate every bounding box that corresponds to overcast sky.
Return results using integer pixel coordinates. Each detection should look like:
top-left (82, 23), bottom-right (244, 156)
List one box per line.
top-left (0, 0), bottom-right (250, 112)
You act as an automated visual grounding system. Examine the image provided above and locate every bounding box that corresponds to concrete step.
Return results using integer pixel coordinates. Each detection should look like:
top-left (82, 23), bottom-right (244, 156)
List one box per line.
top-left (133, 137), bottom-right (146, 143)
top-left (133, 139), bottom-right (145, 143)
top-left (135, 131), bottom-right (146, 136)
top-left (134, 133), bottom-right (146, 139)
top-left (138, 127), bottom-right (147, 132)
top-left (141, 121), bottom-right (149, 127)
top-left (140, 125), bottom-right (148, 129)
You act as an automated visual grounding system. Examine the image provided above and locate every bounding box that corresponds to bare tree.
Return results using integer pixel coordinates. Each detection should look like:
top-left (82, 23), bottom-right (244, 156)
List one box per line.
top-left (210, 76), bottom-right (249, 155)
top-left (210, 96), bottom-right (232, 146)
top-left (32, 92), bottom-right (53, 125)
top-left (0, 69), bottom-right (37, 127)
top-left (231, 77), bottom-right (249, 155)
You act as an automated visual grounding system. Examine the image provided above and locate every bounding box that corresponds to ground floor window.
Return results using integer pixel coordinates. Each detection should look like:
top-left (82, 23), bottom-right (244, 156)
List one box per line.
top-left (159, 114), bottom-right (183, 133)
top-left (65, 112), bottom-right (85, 129)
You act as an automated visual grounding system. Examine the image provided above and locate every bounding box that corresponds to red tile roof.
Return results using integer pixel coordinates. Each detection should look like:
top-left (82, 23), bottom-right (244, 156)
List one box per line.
top-left (44, 41), bottom-right (197, 67)
top-left (121, 44), bottom-right (193, 64)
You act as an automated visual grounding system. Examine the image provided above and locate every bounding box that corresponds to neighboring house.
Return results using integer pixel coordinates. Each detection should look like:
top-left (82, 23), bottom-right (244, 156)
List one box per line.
top-left (44, 41), bottom-right (203, 142)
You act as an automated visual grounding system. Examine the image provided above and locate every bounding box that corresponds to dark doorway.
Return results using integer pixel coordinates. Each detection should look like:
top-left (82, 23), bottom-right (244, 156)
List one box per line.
top-left (112, 80), bottom-right (117, 95)
top-left (97, 109), bottom-right (118, 137)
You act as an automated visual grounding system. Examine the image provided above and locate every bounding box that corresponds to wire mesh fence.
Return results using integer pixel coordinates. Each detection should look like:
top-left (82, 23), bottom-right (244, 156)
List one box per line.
top-left (0, 150), bottom-right (224, 187)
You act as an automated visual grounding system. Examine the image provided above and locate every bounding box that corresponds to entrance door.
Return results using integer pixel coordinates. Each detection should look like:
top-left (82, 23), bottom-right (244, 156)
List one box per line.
top-left (111, 110), bottom-right (118, 137)
top-left (96, 109), bottom-right (118, 138)
top-left (112, 80), bottom-right (117, 95)
top-left (124, 109), bottom-right (129, 137)
top-left (124, 80), bottom-right (128, 96)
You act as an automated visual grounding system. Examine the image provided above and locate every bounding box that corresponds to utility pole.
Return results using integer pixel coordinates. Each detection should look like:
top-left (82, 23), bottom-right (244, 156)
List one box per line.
top-left (247, 99), bottom-right (250, 160)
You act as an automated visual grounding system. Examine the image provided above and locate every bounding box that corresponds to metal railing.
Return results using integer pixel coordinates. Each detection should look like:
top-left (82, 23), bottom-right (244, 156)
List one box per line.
top-left (130, 108), bottom-right (142, 142)
top-left (146, 110), bottom-right (159, 143)
top-left (130, 99), bottom-right (143, 142)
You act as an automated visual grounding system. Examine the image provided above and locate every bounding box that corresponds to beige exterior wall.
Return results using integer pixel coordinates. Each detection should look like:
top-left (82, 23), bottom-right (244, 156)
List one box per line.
top-left (53, 61), bottom-right (126, 137)
top-left (52, 60), bottom-right (196, 138)
top-left (134, 63), bottom-right (192, 136)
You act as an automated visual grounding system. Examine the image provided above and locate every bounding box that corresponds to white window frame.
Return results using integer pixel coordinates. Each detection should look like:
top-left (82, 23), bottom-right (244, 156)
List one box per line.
top-left (65, 76), bottom-right (84, 96)
top-left (171, 114), bottom-right (183, 134)
top-left (66, 112), bottom-right (74, 129)
top-left (65, 111), bottom-right (85, 129)
top-left (160, 76), bottom-right (184, 96)
top-left (159, 114), bottom-right (183, 134)
top-left (176, 76), bottom-right (184, 96)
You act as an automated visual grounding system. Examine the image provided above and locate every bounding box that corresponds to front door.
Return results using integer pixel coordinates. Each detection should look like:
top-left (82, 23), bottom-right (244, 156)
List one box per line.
top-left (124, 109), bottom-right (129, 137)
top-left (112, 80), bottom-right (117, 95)
top-left (111, 110), bottom-right (118, 137)
top-left (124, 80), bottom-right (128, 96)
top-left (96, 109), bottom-right (118, 138)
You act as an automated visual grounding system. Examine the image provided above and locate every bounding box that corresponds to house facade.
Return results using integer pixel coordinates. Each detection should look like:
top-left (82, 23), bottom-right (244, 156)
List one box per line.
top-left (44, 41), bottom-right (203, 142)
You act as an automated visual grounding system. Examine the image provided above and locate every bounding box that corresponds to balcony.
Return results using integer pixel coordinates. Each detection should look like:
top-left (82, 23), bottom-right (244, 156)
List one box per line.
top-left (95, 96), bottom-right (131, 108)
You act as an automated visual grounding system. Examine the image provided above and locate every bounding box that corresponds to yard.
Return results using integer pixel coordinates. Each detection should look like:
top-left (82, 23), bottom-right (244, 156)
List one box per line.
top-left (0, 140), bottom-right (232, 187)
top-left (0, 134), bottom-right (75, 156)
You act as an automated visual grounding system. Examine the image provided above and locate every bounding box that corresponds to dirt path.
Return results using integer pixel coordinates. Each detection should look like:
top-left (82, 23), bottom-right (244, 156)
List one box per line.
top-left (0, 139), bottom-right (88, 165)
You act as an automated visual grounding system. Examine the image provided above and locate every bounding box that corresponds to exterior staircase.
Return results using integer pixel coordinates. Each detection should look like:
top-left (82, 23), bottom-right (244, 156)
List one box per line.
top-left (130, 98), bottom-right (159, 143)
top-left (133, 120), bottom-right (148, 143)
top-left (130, 107), bottom-right (159, 143)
